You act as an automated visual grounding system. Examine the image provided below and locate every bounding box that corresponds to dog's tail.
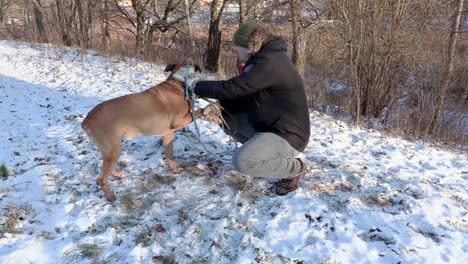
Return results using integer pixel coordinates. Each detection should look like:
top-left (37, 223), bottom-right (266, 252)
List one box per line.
top-left (81, 117), bottom-right (90, 133)
top-left (81, 106), bottom-right (100, 134)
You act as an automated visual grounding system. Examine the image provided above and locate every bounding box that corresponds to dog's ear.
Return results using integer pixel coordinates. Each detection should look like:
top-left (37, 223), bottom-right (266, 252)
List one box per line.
top-left (194, 64), bottom-right (202, 73)
top-left (164, 64), bottom-right (177, 72)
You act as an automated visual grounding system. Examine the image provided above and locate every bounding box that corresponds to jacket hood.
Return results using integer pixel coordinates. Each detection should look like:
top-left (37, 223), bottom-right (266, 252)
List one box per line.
top-left (260, 37), bottom-right (288, 53)
top-left (248, 36), bottom-right (287, 65)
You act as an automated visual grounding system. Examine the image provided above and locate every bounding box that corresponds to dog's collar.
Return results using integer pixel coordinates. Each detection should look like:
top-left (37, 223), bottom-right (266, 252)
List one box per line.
top-left (172, 68), bottom-right (196, 83)
top-left (167, 77), bottom-right (185, 86)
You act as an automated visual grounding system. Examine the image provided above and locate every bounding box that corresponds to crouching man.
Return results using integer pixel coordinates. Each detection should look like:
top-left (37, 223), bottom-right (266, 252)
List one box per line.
top-left (175, 22), bottom-right (310, 195)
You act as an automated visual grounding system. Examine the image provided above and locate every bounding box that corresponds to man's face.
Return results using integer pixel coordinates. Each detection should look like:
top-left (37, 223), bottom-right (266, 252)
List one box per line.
top-left (232, 45), bottom-right (250, 63)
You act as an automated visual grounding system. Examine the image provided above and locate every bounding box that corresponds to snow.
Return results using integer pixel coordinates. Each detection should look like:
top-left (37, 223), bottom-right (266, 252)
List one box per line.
top-left (1, 40), bottom-right (467, 263)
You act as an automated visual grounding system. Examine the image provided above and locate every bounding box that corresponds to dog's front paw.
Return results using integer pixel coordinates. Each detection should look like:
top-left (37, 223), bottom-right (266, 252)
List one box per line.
top-left (112, 170), bottom-right (124, 178)
top-left (171, 167), bottom-right (183, 174)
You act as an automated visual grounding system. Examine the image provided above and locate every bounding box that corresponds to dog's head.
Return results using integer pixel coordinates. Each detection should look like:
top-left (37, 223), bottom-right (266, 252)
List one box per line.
top-left (164, 63), bottom-right (202, 73)
top-left (164, 62), bottom-right (202, 82)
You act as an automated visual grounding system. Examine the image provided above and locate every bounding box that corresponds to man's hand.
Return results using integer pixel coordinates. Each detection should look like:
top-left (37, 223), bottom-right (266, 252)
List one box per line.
top-left (200, 102), bottom-right (224, 124)
top-left (171, 67), bottom-right (201, 96)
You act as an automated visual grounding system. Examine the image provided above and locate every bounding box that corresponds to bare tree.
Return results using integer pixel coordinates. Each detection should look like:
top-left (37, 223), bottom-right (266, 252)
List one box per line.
top-left (238, 0), bottom-right (246, 25)
top-left (183, 0), bottom-right (197, 63)
top-left (236, 0), bottom-right (288, 24)
top-left (74, 0), bottom-right (93, 48)
top-left (21, 0), bottom-right (31, 40)
top-left (145, 0), bottom-right (197, 56)
top-left (32, 0), bottom-right (47, 42)
top-left (0, 0), bottom-right (14, 26)
top-left (100, 0), bottom-right (110, 51)
top-left (289, 0), bottom-right (306, 76)
top-left (132, 0), bottom-right (150, 57)
top-left (113, 0), bottom-right (197, 58)
top-left (55, 0), bottom-right (68, 45)
top-left (205, 0), bottom-right (227, 73)
top-left (330, 0), bottom-right (411, 125)
top-left (426, 0), bottom-right (465, 135)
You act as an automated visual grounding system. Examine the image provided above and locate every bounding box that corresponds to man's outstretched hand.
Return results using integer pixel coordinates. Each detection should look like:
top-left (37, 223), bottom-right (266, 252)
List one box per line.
top-left (200, 102), bottom-right (224, 125)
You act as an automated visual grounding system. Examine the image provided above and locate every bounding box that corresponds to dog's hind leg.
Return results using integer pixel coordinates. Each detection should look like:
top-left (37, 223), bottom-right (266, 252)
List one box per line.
top-left (97, 141), bottom-right (122, 202)
top-left (163, 131), bottom-right (182, 173)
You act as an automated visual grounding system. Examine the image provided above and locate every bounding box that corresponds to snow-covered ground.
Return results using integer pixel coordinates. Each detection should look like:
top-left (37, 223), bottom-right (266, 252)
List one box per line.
top-left (0, 41), bottom-right (467, 264)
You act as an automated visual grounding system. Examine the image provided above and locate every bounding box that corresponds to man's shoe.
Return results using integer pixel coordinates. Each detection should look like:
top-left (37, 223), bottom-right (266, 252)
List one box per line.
top-left (271, 158), bottom-right (306, 196)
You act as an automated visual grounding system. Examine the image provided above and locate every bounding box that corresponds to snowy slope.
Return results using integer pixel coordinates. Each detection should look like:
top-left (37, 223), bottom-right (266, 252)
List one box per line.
top-left (0, 41), bottom-right (467, 264)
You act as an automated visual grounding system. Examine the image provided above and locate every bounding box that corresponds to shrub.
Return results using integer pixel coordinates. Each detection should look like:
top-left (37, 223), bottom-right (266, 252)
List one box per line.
top-left (0, 164), bottom-right (9, 180)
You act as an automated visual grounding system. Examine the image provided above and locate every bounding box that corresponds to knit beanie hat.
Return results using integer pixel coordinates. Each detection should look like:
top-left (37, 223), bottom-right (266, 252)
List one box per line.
top-left (232, 21), bottom-right (260, 48)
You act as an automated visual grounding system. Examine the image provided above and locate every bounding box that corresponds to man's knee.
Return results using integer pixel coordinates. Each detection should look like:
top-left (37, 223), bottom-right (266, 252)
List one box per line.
top-left (232, 150), bottom-right (255, 175)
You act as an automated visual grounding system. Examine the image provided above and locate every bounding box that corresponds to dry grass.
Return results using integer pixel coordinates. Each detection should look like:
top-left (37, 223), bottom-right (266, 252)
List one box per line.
top-left (119, 193), bottom-right (144, 213)
top-left (152, 256), bottom-right (177, 264)
top-left (360, 193), bottom-right (392, 208)
top-left (223, 171), bottom-right (268, 199)
top-left (1, 204), bottom-right (34, 234)
top-left (62, 243), bottom-right (104, 263)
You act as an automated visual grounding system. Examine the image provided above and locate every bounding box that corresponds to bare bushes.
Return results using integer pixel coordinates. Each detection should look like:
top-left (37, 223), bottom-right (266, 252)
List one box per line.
top-left (303, 0), bottom-right (467, 145)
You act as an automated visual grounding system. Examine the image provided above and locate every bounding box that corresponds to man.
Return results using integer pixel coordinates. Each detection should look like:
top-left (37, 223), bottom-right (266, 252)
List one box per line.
top-left (175, 21), bottom-right (310, 195)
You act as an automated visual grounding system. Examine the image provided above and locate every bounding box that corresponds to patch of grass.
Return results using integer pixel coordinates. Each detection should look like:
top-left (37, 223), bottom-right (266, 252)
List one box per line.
top-left (37, 231), bottom-right (55, 240)
top-left (225, 174), bottom-right (252, 191)
top-left (360, 193), bottom-right (391, 207)
top-left (154, 174), bottom-right (176, 185)
top-left (152, 256), bottom-right (177, 264)
top-left (134, 225), bottom-right (154, 247)
top-left (1, 164), bottom-right (9, 180)
top-left (1, 204), bottom-right (34, 234)
top-left (78, 243), bottom-right (103, 260)
top-left (119, 193), bottom-right (144, 213)
top-left (136, 174), bottom-right (161, 194)
top-left (224, 173), bottom-right (265, 199)
top-left (62, 243), bottom-right (103, 263)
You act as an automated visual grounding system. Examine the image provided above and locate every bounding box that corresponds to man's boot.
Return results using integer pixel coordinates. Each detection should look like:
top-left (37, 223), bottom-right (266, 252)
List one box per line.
top-left (271, 158), bottom-right (306, 196)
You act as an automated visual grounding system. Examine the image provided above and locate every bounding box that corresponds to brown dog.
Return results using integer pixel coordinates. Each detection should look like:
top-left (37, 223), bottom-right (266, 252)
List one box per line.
top-left (81, 63), bottom-right (212, 201)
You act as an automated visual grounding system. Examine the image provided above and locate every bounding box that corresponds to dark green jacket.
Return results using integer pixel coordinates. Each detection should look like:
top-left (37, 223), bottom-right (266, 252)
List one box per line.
top-left (194, 37), bottom-right (310, 152)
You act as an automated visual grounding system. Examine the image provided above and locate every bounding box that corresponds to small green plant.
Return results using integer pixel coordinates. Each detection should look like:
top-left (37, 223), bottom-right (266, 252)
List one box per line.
top-left (0, 163), bottom-right (9, 180)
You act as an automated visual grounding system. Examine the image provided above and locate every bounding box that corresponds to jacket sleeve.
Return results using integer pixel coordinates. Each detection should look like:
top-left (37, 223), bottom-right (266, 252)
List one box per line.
top-left (219, 97), bottom-right (250, 115)
top-left (194, 63), bottom-right (274, 100)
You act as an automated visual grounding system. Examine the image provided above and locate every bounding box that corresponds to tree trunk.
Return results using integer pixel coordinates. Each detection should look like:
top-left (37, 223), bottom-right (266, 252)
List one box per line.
top-left (75, 0), bottom-right (92, 48)
top-left (32, 0), bottom-right (47, 43)
top-left (100, 0), bottom-right (110, 51)
top-left (426, 0), bottom-right (464, 135)
top-left (22, 0), bottom-right (31, 41)
top-left (75, 0), bottom-right (86, 48)
top-left (24, 0), bottom-right (30, 26)
top-left (145, 0), bottom-right (158, 52)
top-left (205, 0), bottom-right (226, 73)
top-left (86, 0), bottom-right (92, 47)
top-left (131, 0), bottom-right (146, 58)
top-left (55, 0), bottom-right (72, 46)
top-left (183, 0), bottom-right (200, 64)
top-left (238, 0), bottom-right (246, 25)
top-left (135, 15), bottom-right (145, 57)
top-left (289, 0), bottom-right (306, 76)
top-left (0, 0), bottom-right (4, 26)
